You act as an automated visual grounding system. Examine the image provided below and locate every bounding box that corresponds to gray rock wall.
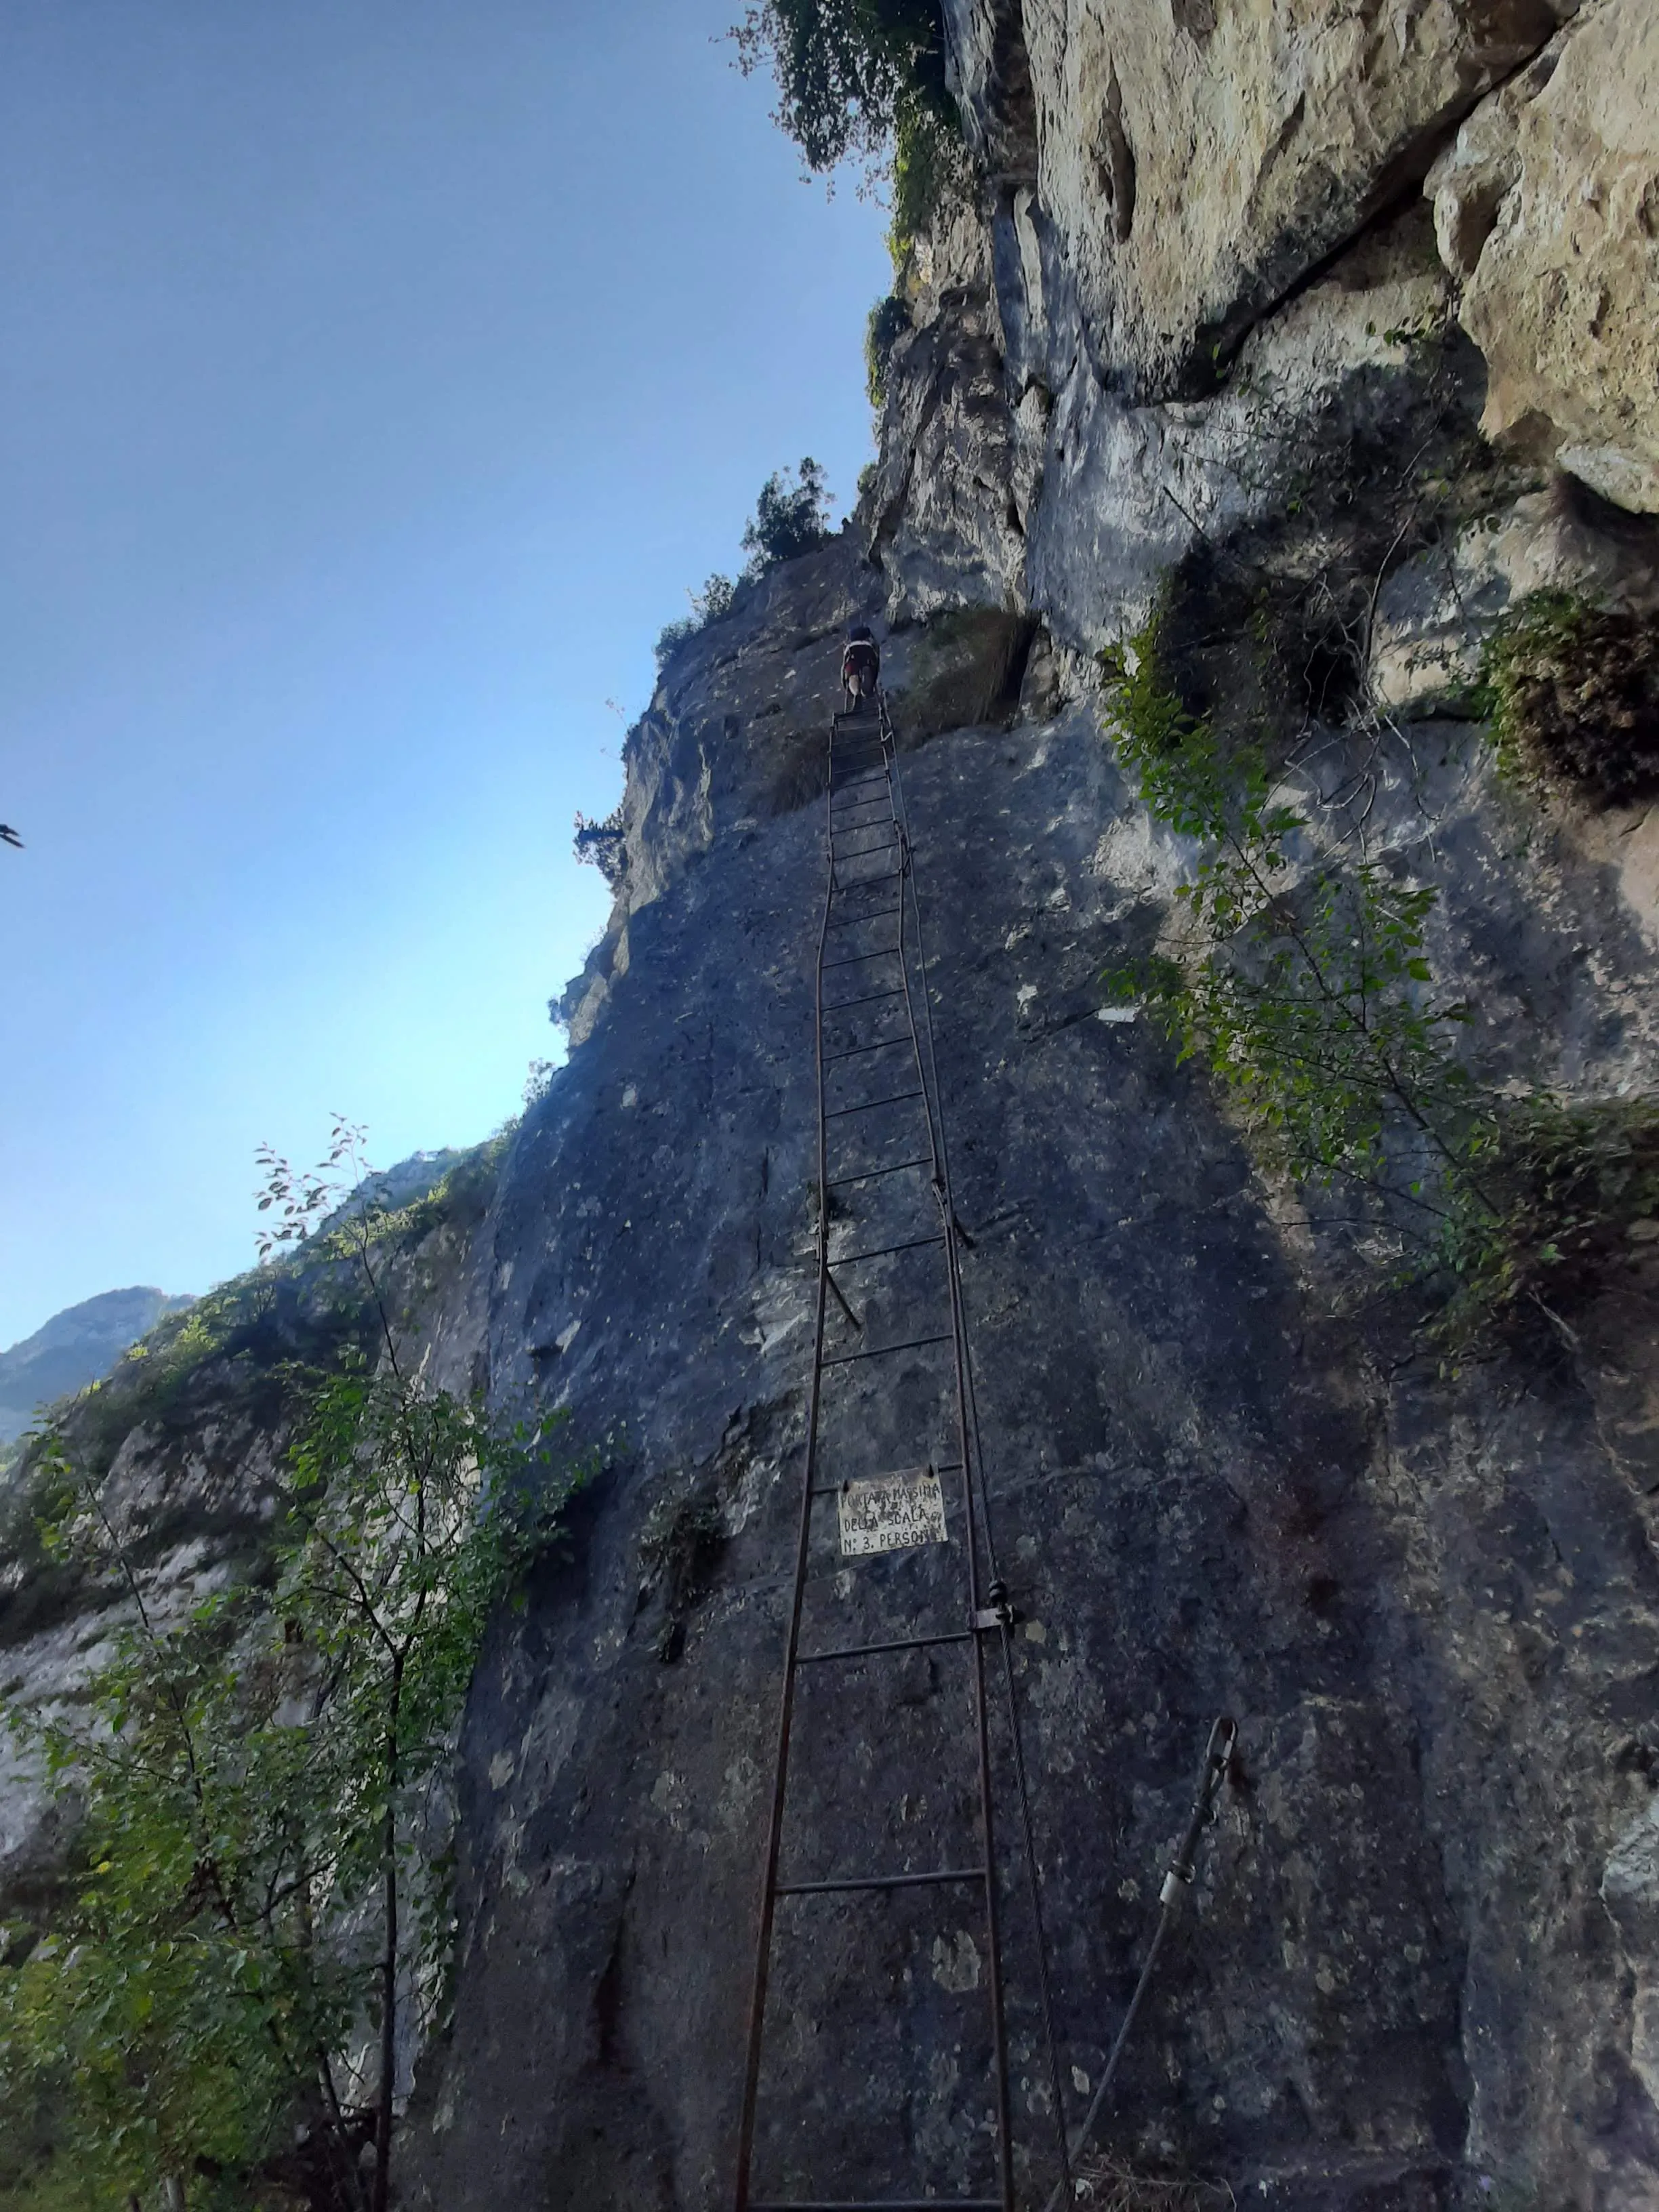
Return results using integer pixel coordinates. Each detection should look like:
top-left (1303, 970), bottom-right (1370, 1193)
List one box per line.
top-left (402, 8), bottom-right (1659, 2200)
top-left (396, 521), bottom-right (1659, 2206)
top-left (6, 5), bottom-right (1658, 2205)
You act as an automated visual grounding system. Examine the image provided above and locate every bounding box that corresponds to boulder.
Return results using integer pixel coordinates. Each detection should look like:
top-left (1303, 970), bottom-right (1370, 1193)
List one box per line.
top-left (1427, 0), bottom-right (1659, 512)
top-left (957, 0), bottom-right (1570, 396)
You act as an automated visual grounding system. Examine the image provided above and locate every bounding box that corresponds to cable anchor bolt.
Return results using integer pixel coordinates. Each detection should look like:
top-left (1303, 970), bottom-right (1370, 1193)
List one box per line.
top-left (1157, 1714), bottom-right (1236, 1908)
top-left (973, 1578), bottom-right (1019, 1633)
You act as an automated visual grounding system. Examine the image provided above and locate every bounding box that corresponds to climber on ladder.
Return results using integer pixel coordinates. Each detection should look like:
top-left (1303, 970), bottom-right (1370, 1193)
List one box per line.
top-left (840, 623), bottom-right (880, 712)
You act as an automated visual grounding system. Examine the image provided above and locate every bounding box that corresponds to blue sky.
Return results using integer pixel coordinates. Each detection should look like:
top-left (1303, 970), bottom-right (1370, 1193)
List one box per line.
top-left (0, 1), bottom-right (890, 1350)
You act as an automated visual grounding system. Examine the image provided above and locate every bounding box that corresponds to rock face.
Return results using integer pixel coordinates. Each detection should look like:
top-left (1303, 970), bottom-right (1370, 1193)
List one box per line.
top-left (0, 1287), bottom-right (192, 1446)
top-left (951, 0), bottom-right (1572, 401)
top-left (1427, 0), bottom-right (1659, 514)
top-left (388, 527), bottom-right (1659, 2209)
top-left (7, 4), bottom-right (1659, 2209)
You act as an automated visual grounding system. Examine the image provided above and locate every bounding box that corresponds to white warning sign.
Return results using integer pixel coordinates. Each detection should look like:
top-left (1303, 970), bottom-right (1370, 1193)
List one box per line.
top-left (837, 1466), bottom-right (949, 1557)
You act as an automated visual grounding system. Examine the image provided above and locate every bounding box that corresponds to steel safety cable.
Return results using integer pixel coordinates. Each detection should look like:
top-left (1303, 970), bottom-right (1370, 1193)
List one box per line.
top-left (1038, 1718), bottom-right (1236, 2212)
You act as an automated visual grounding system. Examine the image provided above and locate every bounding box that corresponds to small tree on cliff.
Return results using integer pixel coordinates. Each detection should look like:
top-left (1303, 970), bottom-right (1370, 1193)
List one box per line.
top-left (731, 0), bottom-right (952, 175)
top-left (0, 1129), bottom-right (590, 2211)
top-left (731, 0), bottom-right (962, 262)
top-left (741, 457), bottom-right (833, 572)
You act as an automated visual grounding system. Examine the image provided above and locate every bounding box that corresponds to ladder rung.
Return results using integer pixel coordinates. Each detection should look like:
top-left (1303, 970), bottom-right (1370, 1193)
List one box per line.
top-left (829, 1231), bottom-right (945, 1263)
top-left (820, 947), bottom-right (901, 972)
top-left (828, 798), bottom-right (893, 818)
top-left (823, 907), bottom-right (901, 933)
top-left (825, 1155), bottom-right (932, 1189)
top-left (822, 1331), bottom-right (950, 1368)
top-left (811, 1459), bottom-right (962, 1496)
top-left (823, 985), bottom-right (905, 1015)
top-left (822, 1035), bottom-right (912, 1066)
top-left (823, 1088), bottom-right (924, 1120)
top-left (833, 832), bottom-right (899, 853)
top-left (797, 1629), bottom-right (972, 1664)
top-left (777, 1866), bottom-right (986, 1896)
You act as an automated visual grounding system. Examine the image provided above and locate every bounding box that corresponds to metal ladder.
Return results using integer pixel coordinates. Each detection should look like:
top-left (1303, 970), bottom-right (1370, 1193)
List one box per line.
top-left (733, 695), bottom-right (1069, 2212)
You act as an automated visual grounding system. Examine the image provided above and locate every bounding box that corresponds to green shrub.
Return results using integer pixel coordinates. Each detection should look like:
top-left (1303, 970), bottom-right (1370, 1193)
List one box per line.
top-left (1103, 617), bottom-right (1473, 1192)
top-left (742, 457), bottom-right (832, 571)
top-left (1101, 607), bottom-right (1658, 1349)
top-left (1477, 590), bottom-right (1659, 802)
top-left (1437, 1094), bottom-right (1659, 1343)
top-left (654, 572), bottom-right (739, 674)
top-left (0, 1128), bottom-right (595, 2211)
top-left (887, 98), bottom-right (964, 264)
top-left (573, 803), bottom-right (626, 881)
top-left (865, 291), bottom-right (910, 407)
top-left (731, 0), bottom-right (953, 176)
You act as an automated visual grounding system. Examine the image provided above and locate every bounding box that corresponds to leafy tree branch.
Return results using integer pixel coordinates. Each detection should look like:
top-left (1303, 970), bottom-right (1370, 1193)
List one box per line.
top-left (1, 1124), bottom-right (596, 2211)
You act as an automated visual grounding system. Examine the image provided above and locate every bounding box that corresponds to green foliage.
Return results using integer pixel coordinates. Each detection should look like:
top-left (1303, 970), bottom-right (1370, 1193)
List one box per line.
top-left (1, 1124), bottom-right (596, 2211)
top-left (742, 457), bottom-right (833, 572)
top-left (695, 571), bottom-right (738, 623)
top-left (1100, 611), bottom-right (1659, 1347)
top-left (1436, 1094), bottom-right (1659, 1343)
top-left (572, 803), bottom-right (626, 882)
top-left (731, 0), bottom-right (952, 177)
top-left (1475, 589), bottom-right (1659, 804)
top-left (731, 1), bottom-right (964, 293)
top-left (864, 291), bottom-right (910, 407)
top-left (1103, 618), bottom-right (1473, 1190)
top-left (1, 1471), bottom-right (359, 2205)
top-left (653, 571), bottom-right (739, 674)
top-left (886, 99), bottom-right (964, 264)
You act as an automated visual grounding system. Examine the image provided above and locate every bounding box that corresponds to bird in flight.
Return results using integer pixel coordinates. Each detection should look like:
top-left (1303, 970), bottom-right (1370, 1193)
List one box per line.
top-left (0, 825), bottom-right (22, 848)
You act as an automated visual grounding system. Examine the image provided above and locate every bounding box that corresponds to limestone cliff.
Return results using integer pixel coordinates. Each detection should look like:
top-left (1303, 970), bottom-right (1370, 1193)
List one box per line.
top-left (5, 3), bottom-right (1659, 2207)
top-left (0, 1290), bottom-right (193, 1448)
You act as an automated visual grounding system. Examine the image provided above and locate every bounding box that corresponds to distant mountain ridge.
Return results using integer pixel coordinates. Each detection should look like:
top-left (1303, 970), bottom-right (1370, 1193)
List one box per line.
top-left (0, 1287), bottom-right (193, 1444)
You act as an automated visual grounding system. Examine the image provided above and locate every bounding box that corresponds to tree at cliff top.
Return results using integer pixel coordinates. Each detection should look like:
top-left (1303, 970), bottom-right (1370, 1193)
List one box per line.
top-left (732, 0), bottom-right (960, 260)
top-left (733, 0), bottom-right (951, 173)
top-left (0, 1129), bottom-right (592, 2212)
top-left (741, 456), bottom-right (832, 571)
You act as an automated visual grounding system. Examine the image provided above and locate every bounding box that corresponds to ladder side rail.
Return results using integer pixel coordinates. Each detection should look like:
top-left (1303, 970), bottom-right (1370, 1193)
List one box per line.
top-left (882, 693), bottom-right (1073, 2203)
top-left (885, 712), bottom-right (1013, 2212)
top-left (732, 721), bottom-right (846, 2212)
top-left (738, 703), bottom-right (1019, 2212)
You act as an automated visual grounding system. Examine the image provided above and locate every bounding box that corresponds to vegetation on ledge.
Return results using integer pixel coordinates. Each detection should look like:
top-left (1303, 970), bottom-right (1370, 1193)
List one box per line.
top-left (1101, 607), bottom-right (1659, 1352)
top-left (1475, 588), bottom-right (1659, 803)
